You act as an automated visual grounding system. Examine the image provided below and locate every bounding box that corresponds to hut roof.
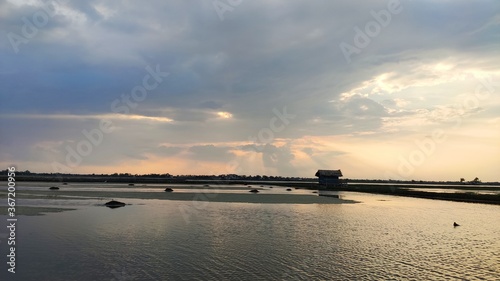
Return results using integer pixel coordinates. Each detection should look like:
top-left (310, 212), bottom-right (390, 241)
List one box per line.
top-left (315, 169), bottom-right (343, 177)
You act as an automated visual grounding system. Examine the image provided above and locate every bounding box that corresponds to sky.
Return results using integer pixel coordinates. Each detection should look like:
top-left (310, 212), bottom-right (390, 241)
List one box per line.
top-left (0, 0), bottom-right (499, 181)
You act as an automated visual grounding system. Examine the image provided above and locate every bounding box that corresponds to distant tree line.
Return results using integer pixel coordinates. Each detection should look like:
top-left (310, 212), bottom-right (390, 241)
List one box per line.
top-left (0, 170), bottom-right (497, 185)
top-left (0, 170), bottom-right (314, 182)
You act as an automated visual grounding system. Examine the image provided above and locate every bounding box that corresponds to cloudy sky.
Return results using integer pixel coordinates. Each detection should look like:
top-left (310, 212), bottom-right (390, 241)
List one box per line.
top-left (1, 0), bottom-right (499, 181)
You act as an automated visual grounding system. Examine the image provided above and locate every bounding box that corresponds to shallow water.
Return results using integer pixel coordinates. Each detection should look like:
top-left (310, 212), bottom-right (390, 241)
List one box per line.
top-left (11, 182), bottom-right (314, 194)
top-left (408, 187), bottom-right (500, 195)
top-left (0, 187), bottom-right (499, 280)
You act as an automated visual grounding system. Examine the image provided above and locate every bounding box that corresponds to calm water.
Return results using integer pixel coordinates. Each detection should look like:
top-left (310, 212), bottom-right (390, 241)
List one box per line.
top-left (1, 187), bottom-right (499, 280)
top-left (408, 188), bottom-right (500, 195)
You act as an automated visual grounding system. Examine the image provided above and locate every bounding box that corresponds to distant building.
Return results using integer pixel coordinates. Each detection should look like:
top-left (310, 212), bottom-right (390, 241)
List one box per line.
top-left (315, 169), bottom-right (344, 187)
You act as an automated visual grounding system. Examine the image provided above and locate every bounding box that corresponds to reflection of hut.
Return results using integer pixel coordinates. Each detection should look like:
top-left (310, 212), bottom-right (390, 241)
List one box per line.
top-left (315, 170), bottom-right (344, 188)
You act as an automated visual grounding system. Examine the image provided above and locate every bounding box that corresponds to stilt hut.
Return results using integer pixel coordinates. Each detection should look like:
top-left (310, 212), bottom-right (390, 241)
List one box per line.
top-left (315, 169), bottom-right (344, 188)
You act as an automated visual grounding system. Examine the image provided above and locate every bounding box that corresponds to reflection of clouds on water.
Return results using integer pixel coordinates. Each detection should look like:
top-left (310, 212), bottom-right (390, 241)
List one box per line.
top-left (2, 193), bottom-right (499, 280)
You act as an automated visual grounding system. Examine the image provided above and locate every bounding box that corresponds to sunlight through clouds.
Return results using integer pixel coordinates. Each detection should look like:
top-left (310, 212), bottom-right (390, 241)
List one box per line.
top-left (216, 111), bottom-right (233, 119)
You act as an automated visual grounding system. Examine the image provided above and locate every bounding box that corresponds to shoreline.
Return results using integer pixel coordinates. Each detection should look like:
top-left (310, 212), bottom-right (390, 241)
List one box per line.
top-left (1, 180), bottom-right (499, 206)
top-left (330, 184), bottom-right (500, 205)
top-left (0, 190), bottom-right (357, 205)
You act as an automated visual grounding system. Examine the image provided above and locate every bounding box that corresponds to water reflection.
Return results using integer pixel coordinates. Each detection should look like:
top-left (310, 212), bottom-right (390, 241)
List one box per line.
top-left (0, 192), bottom-right (498, 280)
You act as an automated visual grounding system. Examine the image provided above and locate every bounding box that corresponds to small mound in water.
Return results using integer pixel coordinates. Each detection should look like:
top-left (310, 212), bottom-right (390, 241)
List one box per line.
top-left (49, 186), bottom-right (59, 190)
top-left (286, 188), bottom-right (292, 191)
top-left (164, 187), bottom-right (174, 192)
top-left (249, 189), bottom-right (259, 193)
top-left (105, 200), bottom-right (126, 209)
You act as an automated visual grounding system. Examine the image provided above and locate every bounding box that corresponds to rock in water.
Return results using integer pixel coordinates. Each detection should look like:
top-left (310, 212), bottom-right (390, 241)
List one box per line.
top-left (105, 200), bottom-right (126, 209)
